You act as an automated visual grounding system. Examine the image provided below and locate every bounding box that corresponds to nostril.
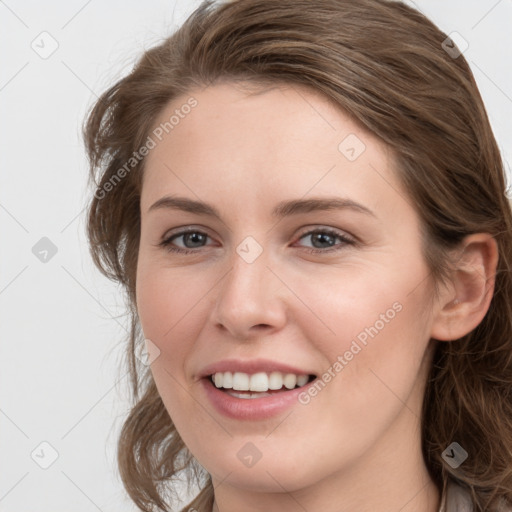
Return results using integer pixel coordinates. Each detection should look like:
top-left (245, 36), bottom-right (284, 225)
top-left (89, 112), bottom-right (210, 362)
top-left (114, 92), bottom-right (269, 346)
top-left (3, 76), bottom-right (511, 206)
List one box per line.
top-left (253, 324), bottom-right (271, 330)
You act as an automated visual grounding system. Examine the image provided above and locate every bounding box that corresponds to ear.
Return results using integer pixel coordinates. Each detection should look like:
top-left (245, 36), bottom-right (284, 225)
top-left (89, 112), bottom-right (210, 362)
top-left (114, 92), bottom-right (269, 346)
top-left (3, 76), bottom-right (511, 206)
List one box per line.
top-left (430, 233), bottom-right (499, 341)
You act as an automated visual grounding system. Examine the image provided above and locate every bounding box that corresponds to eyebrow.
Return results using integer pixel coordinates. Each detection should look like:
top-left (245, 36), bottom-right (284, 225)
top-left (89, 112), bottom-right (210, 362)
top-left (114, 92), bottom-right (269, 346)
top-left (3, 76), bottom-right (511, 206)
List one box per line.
top-left (148, 195), bottom-right (376, 219)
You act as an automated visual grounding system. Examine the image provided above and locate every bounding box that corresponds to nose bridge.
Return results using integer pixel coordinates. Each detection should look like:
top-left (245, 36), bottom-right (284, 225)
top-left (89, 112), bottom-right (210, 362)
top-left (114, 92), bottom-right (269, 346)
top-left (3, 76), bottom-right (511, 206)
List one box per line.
top-left (212, 236), bottom-right (286, 337)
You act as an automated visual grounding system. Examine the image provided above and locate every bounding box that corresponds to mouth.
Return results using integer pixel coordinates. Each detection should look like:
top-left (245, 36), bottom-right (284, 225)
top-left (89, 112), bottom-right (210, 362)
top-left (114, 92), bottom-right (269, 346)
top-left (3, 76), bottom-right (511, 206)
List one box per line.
top-left (206, 371), bottom-right (317, 399)
top-left (198, 359), bottom-right (319, 419)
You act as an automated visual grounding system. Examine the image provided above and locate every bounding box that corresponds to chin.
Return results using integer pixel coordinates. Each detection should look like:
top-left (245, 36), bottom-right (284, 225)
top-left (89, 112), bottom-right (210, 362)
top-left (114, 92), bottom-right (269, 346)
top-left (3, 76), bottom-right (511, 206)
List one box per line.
top-left (196, 441), bottom-right (323, 493)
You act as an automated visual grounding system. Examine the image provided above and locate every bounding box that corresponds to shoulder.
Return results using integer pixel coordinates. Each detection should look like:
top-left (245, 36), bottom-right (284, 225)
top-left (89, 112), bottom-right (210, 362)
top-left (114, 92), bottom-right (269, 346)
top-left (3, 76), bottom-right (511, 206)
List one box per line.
top-left (444, 481), bottom-right (473, 512)
top-left (443, 481), bottom-right (512, 512)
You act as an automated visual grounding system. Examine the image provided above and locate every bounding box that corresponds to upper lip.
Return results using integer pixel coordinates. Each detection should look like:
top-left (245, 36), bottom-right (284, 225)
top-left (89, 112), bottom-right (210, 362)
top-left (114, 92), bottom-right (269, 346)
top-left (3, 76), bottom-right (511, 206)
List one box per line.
top-left (198, 358), bottom-right (316, 379)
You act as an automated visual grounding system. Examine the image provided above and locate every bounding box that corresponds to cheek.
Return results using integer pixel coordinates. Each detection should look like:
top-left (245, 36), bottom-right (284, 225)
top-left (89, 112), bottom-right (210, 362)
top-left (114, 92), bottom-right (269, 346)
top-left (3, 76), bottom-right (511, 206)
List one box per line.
top-left (303, 259), bottom-right (429, 431)
top-left (135, 263), bottom-right (214, 426)
top-left (286, 255), bottom-right (430, 357)
top-left (136, 260), bottom-right (213, 345)
top-left (287, 255), bottom-right (433, 419)
top-left (135, 261), bottom-right (219, 411)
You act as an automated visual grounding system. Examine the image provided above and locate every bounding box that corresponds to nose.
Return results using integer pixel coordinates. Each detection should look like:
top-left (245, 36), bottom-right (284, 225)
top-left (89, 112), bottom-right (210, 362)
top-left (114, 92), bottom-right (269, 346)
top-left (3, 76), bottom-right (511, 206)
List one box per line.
top-left (210, 245), bottom-right (288, 341)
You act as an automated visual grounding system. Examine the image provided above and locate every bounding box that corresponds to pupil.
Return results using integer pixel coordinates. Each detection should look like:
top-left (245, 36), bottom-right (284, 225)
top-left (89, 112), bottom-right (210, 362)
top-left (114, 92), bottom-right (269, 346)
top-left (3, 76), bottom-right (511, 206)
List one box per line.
top-left (312, 233), bottom-right (334, 248)
top-left (185, 232), bottom-right (205, 248)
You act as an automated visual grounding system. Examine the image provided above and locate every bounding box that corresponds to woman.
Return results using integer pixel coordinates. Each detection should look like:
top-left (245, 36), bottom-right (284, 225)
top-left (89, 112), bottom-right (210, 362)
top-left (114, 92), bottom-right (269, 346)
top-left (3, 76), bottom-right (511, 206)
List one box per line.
top-left (83, 0), bottom-right (512, 510)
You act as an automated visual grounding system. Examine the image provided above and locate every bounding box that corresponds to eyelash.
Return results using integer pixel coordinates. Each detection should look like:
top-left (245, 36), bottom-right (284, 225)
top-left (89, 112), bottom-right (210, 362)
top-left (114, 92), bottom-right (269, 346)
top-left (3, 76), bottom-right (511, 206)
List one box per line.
top-left (158, 227), bottom-right (355, 255)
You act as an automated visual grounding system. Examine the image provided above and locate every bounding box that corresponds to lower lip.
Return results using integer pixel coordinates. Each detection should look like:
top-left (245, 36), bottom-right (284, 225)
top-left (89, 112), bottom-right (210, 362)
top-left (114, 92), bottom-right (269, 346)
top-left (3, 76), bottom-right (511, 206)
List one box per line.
top-left (201, 378), bottom-right (312, 420)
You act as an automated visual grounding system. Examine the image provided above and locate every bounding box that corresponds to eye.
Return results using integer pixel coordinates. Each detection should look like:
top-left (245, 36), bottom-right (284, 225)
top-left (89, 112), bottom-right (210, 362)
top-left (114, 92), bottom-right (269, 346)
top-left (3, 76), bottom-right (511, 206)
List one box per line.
top-left (158, 228), bottom-right (213, 254)
top-left (157, 227), bottom-right (355, 255)
top-left (294, 228), bottom-right (355, 254)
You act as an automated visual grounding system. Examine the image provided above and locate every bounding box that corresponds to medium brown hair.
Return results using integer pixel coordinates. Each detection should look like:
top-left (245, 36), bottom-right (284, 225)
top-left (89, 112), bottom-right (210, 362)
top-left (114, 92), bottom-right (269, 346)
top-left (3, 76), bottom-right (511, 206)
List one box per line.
top-left (83, 0), bottom-right (512, 510)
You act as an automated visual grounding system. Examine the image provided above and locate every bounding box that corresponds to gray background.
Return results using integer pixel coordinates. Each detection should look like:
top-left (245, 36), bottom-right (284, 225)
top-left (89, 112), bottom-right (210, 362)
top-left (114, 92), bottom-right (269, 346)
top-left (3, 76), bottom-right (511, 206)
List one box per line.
top-left (1, 1), bottom-right (511, 510)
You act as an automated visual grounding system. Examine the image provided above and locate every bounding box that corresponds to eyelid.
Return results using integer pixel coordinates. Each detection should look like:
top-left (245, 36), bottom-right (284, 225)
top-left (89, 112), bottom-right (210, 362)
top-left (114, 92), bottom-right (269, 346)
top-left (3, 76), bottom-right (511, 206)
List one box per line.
top-left (161, 225), bottom-right (213, 241)
top-left (292, 226), bottom-right (356, 253)
top-left (157, 224), bottom-right (357, 256)
top-left (160, 225), bottom-right (354, 243)
top-left (294, 225), bottom-right (355, 242)
top-left (160, 226), bottom-right (215, 248)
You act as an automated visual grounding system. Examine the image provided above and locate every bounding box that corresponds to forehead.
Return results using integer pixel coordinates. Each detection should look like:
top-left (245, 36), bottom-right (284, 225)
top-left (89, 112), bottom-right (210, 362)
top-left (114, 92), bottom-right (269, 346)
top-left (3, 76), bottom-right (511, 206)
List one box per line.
top-left (140, 80), bottom-right (404, 219)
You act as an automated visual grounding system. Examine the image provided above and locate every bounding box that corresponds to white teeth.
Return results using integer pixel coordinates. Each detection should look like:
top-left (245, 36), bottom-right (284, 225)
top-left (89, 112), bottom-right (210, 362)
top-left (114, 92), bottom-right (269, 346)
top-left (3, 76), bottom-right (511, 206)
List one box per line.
top-left (249, 372), bottom-right (269, 392)
top-left (297, 375), bottom-right (308, 387)
top-left (283, 373), bottom-right (297, 389)
top-left (222, 371), bottom-right (233, 389)
top-left (268, 371), bottom-right (283, 390)
top-left (232, 372), bottom-right (250, 391)
top-left (211, 371), bottom-right (311, 392)
top-left (227, 391), bottom-right (273, 399)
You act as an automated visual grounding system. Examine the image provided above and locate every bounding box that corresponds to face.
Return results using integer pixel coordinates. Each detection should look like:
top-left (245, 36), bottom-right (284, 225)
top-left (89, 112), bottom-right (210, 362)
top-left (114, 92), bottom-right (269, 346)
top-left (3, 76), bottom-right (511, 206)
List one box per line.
top-left (136, 81), bottom-right (438, 494)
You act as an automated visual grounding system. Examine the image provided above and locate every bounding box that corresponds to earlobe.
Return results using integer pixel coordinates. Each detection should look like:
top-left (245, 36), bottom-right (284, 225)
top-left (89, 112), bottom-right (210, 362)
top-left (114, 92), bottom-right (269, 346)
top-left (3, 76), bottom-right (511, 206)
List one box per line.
top-left (430, 233), bottom-right (499, 342)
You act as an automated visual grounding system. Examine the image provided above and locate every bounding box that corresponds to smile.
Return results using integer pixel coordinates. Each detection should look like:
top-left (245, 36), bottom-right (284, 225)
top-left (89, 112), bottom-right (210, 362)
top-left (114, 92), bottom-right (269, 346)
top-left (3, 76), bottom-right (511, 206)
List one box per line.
top-left (210, 371), bottom-right (313, 396)
top-left (201, 366), bottom-right (318, 419)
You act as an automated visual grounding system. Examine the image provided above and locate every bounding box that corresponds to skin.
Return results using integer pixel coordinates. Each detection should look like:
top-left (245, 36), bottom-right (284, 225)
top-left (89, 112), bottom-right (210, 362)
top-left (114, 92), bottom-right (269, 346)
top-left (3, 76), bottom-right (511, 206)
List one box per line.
top-left (135, 80), bottom-right (498, 512)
